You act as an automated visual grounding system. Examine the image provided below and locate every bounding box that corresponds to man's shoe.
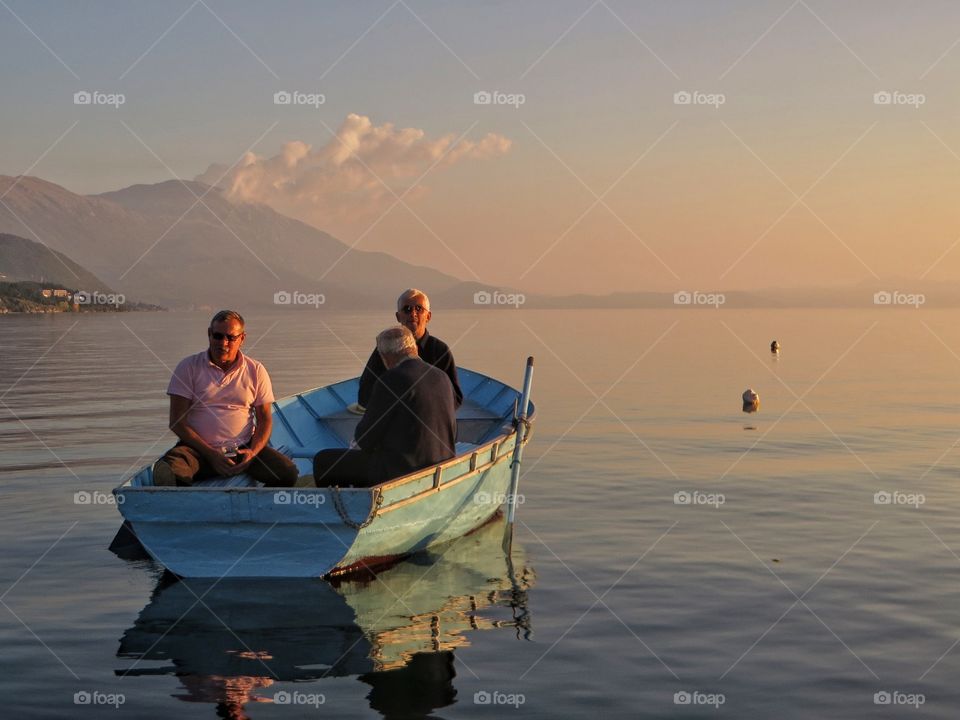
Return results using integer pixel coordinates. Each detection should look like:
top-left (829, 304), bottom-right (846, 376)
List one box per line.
top-left (152, 460), bottom-right (176, 487)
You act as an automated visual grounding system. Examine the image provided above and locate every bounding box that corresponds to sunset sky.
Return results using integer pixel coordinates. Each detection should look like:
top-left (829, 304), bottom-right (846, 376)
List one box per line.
top-left (3, 0), bottom-right (960, 295)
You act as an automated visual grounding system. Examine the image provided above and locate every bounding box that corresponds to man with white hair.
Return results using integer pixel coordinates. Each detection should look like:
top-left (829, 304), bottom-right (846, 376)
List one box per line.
top-left (357, 288), bottom-right (462, 409)
top-left (314, 325), bottom-right (457, 487)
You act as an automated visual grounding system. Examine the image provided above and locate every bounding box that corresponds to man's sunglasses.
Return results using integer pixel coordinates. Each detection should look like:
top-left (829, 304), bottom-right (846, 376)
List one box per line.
top-left (209, 331), bottom-right (244, 342)
top-left (400, 304), bottom-right (428, 314)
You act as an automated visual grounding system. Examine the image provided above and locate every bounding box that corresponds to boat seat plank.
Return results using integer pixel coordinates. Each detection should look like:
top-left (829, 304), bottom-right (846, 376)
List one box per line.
top-left (193, 475), bottom-right (259, 489)
top-left (276, 441), bottom-right (479, 460)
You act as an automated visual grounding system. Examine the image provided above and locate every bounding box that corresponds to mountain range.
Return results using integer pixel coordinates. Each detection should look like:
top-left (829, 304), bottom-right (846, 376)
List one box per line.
top-left (0, 176), bottom-right (466, 309)
top-left (1, 175), bottom-right (958, 310)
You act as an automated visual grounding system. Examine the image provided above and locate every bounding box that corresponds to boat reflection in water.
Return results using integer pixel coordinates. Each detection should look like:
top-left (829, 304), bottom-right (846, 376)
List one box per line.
top-left (115, 515), bottom-right (534, 719)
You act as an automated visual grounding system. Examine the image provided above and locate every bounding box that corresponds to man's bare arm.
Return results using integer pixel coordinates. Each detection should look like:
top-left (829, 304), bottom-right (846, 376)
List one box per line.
top-left (248, 403), bottom-right (272, 456)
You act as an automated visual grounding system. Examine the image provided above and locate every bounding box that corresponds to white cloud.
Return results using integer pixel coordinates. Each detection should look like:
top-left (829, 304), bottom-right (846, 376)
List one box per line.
top-left (196, 113), bottom-right (511, 228)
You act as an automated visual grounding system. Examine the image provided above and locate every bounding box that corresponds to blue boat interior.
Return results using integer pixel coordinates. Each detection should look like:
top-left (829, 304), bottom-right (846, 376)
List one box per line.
top-left (129, 368), bottom-right (531, 489)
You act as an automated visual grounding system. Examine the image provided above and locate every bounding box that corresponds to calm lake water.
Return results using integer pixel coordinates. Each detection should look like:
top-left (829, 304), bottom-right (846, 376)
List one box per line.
top-left (3, 308), bottom-right (960, 718)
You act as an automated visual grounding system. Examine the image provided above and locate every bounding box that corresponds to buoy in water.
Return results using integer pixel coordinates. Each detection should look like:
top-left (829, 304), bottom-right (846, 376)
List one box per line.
top-left (771, 340), bottom-right (780, 353)
top-left (742, 388), bottom-right (759, 413)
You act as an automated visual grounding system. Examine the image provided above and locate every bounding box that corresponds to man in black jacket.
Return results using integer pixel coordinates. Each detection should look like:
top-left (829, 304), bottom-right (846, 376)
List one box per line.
top-left (313, 326), bottom-right (457, 488)
top-left (357, 289), bottom-right (463, 409)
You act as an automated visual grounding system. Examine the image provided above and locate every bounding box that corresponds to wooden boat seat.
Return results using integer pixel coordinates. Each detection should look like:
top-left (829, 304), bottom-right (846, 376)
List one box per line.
top-left (193, 475), bottom-right (259, 489)
top-left (275, 441), bottom-right (479, 460)
top-left (133, 472), bottom-right (259, 488)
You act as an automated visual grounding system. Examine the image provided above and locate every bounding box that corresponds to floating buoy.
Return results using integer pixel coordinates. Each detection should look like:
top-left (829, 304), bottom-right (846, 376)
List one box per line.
top-left (771, 340), bottom-right (780, 353)
top-left (742, 388), bottom-right (759, 413)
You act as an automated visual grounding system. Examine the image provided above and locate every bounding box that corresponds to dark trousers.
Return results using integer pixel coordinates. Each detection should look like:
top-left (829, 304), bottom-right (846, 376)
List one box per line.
top-left (160, 443), bottom-right (298, 488)
top-left (313, 449), bottom-right (381, 488)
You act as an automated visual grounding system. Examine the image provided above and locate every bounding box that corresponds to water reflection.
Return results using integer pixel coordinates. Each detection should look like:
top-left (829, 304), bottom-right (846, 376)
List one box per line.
top-left (115, 516), bottom-right (534, 719)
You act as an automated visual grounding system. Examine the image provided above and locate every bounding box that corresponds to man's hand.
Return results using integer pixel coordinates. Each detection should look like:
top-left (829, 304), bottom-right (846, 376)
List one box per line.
top-left (226, 447), bottom-right (257, 476)
top-left (170, 395), bottom-right (241, 477)
top-left (205, 450), bottom-right (238, 477)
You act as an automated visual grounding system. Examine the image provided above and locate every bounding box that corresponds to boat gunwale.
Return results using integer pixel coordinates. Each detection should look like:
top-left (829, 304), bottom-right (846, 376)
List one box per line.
top-left (114, 366), bottom-right (535, 512)
top-left (374, 432), bottom-right (525, 515)
top-left (114, 417), bottom-right (532, 503)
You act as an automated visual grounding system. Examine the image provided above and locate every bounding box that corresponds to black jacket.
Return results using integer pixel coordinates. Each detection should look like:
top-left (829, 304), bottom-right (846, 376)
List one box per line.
top-left (355, 357), bottom-right (457, 482)
top-left (358, 330), bottom-right (463, 408)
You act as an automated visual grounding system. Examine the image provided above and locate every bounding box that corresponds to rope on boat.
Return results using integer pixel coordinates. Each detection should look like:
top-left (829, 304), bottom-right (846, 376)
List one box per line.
top-left (514, 416), bottom-right (533, 436)
top-left (332, 486), bottom-right (383, 529)
top-left (509, 418), bottom-right (533, 469)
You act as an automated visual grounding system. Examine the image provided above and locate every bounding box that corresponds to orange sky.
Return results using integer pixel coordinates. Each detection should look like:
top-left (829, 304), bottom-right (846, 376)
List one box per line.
top-left (5, 1), bottom-right (960, 295)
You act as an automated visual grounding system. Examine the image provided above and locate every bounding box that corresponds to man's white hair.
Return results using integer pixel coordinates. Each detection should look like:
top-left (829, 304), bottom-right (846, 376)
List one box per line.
top-left (377, 325), bottom-right (418, 358)
top-left (396, 288), bottom-right (430, 311)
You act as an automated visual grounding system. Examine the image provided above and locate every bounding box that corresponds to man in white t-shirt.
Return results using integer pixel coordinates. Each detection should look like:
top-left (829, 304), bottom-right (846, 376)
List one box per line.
top-left (152, 310), bottom-right (298, 487)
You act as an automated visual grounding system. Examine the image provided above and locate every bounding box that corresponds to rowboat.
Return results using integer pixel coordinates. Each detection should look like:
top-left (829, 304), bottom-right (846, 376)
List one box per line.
top-left (113, 365), bottom-right (535, 578)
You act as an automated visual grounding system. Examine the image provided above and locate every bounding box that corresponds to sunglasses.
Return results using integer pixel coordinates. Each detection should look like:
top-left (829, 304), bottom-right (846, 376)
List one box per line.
top-left (209, 331), bottom-right (244, 342)
top-left (400, 304), bottom-right (428, 314)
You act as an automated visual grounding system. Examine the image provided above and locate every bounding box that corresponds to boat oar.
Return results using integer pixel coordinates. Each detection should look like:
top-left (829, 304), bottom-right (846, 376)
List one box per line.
top-left (503, 356), bottom-right (534, 553)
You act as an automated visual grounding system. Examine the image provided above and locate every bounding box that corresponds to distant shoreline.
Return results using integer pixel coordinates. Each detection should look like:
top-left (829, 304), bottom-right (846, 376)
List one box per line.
top-left (0, 280), bottom-right (164, 314)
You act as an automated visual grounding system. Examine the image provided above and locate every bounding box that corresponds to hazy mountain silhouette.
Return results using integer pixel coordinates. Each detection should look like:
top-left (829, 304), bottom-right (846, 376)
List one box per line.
top-left (3, 175), bottom-right (953, 310)
top-left (0, 176), bottom-right (463, 309)
top-left (0, 232), bottom-right (112, 291)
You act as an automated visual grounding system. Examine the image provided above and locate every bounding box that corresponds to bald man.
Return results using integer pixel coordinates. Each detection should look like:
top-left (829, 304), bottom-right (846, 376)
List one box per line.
top-left (315, 325), bottom-right (457, 487)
